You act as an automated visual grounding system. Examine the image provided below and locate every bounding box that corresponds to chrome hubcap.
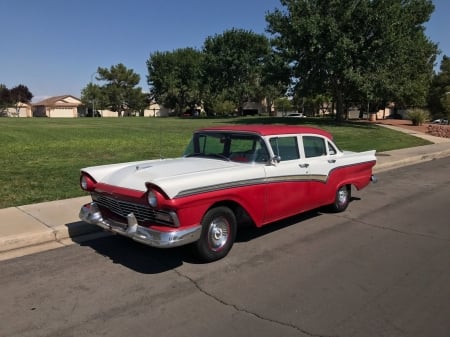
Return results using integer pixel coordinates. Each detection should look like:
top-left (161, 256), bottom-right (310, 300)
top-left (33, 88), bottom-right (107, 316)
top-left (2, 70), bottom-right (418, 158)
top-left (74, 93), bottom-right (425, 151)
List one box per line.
top-left (337, 187), bottom-right (348, 205)
top-left (207, 217), bottom-right (230, 252)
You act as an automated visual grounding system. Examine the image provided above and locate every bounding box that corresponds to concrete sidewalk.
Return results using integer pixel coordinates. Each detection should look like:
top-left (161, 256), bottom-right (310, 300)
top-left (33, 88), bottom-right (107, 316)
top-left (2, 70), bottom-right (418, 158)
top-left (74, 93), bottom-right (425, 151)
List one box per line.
top-left (1, 124), bottom-right (450, 261)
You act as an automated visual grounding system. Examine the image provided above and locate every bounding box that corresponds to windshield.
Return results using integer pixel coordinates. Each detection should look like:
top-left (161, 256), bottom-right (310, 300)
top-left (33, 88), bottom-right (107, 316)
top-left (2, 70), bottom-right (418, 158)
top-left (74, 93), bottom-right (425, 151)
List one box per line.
top-left (183, 132), bottom-right (270, 163)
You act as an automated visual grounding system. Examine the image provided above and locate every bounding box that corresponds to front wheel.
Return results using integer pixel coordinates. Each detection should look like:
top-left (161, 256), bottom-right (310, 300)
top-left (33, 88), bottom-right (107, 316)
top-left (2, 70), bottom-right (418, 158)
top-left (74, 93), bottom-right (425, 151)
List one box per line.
top-left (329, 185), bottom-right (351, 212)
top-left (193, 206), bottom-right (237, 262)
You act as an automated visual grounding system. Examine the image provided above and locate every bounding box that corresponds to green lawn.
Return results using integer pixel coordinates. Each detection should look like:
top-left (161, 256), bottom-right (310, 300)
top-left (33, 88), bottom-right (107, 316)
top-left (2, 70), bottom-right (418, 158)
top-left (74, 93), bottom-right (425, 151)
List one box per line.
top-left (0, 116), bottom-right (430, 208)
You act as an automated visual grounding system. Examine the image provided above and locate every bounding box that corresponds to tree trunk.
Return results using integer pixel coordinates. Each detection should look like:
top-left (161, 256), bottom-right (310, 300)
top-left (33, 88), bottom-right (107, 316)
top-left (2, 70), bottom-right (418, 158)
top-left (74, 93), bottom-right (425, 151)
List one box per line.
top-left (335, 91), bottom-right (344, 121)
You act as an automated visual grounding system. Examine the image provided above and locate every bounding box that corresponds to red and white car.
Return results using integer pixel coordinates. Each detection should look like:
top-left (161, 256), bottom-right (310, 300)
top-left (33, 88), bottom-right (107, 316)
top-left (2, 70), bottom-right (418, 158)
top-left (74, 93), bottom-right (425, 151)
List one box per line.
top-left (79, 125), bottom-right (377, 261)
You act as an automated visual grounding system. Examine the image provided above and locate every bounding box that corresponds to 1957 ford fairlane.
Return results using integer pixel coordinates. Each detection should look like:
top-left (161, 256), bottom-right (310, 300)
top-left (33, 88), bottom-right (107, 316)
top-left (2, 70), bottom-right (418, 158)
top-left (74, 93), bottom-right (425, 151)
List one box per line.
top-left (79, 125), bottom-right (377, 261)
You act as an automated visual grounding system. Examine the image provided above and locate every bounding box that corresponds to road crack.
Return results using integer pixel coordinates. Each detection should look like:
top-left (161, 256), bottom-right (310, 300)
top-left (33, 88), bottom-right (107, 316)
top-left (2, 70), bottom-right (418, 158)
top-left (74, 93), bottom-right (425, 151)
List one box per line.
top-left (334, 213), bottom-right (450, 242)
top-left (172, 268), bottom-right (339, 337)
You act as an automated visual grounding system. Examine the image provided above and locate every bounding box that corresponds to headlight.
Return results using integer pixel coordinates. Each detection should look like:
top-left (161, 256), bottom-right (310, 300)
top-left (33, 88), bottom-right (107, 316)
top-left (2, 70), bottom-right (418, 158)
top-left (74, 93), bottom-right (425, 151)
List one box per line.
top-left (147, 190), bottom-right (158, 208)
top-left (80, 174), bottom-right (96, 191)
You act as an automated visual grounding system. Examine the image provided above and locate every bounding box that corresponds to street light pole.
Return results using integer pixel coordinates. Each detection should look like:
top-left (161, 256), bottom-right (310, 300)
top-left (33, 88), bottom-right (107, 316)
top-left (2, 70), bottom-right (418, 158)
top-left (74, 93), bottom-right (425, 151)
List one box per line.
top-left (90, 71), bottom-right (97, 117)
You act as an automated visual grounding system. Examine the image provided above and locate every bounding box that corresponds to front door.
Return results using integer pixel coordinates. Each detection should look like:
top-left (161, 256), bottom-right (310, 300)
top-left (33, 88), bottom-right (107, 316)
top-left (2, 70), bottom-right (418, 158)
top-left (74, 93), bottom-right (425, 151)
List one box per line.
top-left (263, 136), bottom-right (311, 223)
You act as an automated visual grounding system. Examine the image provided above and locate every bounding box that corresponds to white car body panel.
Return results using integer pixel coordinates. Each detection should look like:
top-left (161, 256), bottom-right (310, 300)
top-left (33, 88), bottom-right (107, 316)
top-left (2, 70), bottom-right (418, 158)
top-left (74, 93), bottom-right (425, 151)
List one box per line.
top-left (83, 157), bottom-right (267, 198)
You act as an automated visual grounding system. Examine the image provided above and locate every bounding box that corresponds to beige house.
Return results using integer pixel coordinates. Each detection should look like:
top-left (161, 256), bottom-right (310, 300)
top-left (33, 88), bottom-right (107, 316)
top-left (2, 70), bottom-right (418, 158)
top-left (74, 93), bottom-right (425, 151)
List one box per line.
top-left (2, 102), bottom-right (33, 117)
top-left (143, 101), bottom-right (171, 117)
top-left (33, 95), bottom-right (82, 118)
top-left (98, 101), bottom-right (171, 117)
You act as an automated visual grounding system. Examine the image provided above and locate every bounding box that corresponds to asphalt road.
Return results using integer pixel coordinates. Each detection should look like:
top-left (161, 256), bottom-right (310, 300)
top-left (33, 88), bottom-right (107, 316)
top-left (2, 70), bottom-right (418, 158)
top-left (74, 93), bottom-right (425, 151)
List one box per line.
top-left (1, 157), bottom-right (450, 337)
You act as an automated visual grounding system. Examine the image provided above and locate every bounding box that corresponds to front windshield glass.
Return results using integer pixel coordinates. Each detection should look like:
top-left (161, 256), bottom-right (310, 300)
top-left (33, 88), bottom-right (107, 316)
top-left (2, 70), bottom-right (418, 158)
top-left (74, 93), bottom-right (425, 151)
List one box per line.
top-left (183, 132), bottom-right (269, 163)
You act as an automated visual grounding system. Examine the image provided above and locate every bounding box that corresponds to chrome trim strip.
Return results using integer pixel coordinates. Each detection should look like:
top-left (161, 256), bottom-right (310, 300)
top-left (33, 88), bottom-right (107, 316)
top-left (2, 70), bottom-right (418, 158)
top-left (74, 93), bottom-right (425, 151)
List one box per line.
top-left (174, 160), bottom-right (376, 198)
top-left (175, 175), bottom-right (324, 198)
top-left (175, 178), bottom-right (266, 198)
top-left (79, 202), bottom-right (201, 248)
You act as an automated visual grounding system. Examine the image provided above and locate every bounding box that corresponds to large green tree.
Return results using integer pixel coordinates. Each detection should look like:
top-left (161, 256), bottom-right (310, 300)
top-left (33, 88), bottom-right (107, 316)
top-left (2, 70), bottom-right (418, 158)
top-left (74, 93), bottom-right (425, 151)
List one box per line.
top-left (80, 83), bottom-right (108, 116)
top-left (266, 0), bottom-right (438, 120)
top-left (147, 48), bottom-right (203, 115)
top-left (260, 52), bottom-right (292, 115)
top-left (82, 63), bottom-right (147, 116)
top-left (202, 28), bottom-right (272, 114)
top-left (428, 55), bottom-right (450, 117)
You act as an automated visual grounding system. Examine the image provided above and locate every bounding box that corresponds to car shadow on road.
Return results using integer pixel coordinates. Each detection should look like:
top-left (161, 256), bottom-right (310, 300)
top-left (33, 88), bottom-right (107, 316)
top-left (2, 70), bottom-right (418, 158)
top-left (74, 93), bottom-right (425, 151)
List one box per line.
top-left (70, 231), bottom-right (189, 274)
top-left (67, 200), bottom-right (358, 274)
top-left (236, 210), bottom-right (322, 243)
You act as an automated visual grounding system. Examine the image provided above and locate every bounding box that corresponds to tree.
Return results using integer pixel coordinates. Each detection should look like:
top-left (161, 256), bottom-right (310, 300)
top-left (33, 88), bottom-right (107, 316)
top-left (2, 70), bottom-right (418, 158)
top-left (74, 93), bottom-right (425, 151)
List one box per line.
top-left (274, 97), bottom-right (293, 116)
top-left (9, 84), bottom-right (33, 117)
top-left (80, 83), bottom-right (108, 116)
top-left (0, 84), bottom-right (10, 115)
top-left (202, 29), bottom-right (272, 114)
top-left (87, 63), bottom-right (146, 116)
top-left (266, 0), bottom-right (438, 120)
top-left (260, 52), bottom-right (292, 115)
top-left (147, 48), bottom-right (204, 115)
top-left (428, 55), bottom-right (450, 118)
top-left (211, 98), bottom-right (236, 116)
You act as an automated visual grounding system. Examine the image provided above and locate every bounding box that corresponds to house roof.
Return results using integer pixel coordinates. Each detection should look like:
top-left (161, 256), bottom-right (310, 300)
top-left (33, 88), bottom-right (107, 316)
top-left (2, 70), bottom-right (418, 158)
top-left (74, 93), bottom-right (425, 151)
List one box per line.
top-left (33, 95), bottom-right (82, 107)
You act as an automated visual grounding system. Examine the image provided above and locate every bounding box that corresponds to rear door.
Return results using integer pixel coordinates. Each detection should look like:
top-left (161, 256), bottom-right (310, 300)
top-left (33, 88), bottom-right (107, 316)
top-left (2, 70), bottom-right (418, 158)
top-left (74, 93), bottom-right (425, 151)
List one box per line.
top-left (300, 135), bottom-right (340, 207)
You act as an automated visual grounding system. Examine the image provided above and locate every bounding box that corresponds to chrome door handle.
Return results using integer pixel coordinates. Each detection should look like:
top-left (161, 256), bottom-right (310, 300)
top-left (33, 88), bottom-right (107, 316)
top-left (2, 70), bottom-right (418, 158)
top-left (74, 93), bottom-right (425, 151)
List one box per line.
top-left (328, 159), bottom-right (336, 164)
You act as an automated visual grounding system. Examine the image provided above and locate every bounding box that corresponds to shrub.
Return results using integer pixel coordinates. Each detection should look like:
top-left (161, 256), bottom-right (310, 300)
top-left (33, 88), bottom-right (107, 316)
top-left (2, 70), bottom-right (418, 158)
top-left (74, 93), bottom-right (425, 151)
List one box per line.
top-left (407, 108), bottom-right (430, 126)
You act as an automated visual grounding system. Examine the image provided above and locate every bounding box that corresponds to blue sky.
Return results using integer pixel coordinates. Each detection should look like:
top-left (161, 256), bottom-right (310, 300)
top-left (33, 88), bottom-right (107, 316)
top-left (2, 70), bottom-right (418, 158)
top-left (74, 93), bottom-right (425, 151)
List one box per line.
top-left (1, 0), bottom-right (449, 102)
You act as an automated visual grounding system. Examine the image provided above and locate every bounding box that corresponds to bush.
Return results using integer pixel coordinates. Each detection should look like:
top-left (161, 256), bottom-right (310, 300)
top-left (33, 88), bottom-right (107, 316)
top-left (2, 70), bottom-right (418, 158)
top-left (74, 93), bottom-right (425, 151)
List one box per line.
top-left (407, 108), bottom-right (430, 126)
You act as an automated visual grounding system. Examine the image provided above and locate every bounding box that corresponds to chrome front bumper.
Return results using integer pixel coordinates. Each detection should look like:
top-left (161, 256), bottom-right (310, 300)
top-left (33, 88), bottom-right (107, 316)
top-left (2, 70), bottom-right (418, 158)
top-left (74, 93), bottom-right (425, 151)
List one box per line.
top-left (79, 202), bottom-right (201, 248)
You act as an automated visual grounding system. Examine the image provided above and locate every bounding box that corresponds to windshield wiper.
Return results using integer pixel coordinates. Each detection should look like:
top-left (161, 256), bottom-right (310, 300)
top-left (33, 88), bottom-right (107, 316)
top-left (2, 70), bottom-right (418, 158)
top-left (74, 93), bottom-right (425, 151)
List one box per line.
top-left (184, 153), bottom-right (230, 161)
top-left (205, 153), bottom-right (230, 161)
top-left (184, 152), bottom-right (202, 158)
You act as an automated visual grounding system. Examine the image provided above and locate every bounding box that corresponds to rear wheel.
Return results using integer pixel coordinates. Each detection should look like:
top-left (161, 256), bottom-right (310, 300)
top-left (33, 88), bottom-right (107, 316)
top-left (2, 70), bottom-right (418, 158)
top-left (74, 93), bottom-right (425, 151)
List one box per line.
top-left (193, 206), bottom-right (236, 262)
top-left (330, 185), bottom-right (351, 212)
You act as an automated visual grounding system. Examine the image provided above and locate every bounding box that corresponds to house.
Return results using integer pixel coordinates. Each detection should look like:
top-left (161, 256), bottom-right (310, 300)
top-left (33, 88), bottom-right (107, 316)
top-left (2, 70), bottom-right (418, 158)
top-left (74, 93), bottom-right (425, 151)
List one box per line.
top-left (2, 102), bottom-right (33, 117)
top-left (33, 95), bottom-right (82, 117)
top-left (97, 101), bottom-right (171, 117)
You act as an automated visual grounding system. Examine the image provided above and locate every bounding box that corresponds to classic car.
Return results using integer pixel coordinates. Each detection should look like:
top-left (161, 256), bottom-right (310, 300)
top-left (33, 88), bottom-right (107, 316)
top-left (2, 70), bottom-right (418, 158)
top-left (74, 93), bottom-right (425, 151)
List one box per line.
top-left (79, 125), bottom-right (377, 262)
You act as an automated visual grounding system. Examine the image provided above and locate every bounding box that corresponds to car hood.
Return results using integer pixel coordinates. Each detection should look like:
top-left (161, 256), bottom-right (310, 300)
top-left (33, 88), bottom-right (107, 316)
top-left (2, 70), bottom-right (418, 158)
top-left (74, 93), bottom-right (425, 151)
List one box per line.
top-left (82, 157), bottom-right (266, 199)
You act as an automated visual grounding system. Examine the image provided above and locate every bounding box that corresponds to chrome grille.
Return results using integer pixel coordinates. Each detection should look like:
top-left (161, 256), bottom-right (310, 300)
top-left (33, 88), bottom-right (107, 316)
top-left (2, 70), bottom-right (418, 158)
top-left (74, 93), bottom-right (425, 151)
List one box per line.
top-left (92, 193), bottom-right (156, 222)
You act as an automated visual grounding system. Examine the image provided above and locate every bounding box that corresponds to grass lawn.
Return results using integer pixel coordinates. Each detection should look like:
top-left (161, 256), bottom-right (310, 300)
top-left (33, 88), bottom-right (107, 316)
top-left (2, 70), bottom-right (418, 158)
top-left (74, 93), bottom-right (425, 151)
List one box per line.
top-left (0, 116), bottom-right (430, 208)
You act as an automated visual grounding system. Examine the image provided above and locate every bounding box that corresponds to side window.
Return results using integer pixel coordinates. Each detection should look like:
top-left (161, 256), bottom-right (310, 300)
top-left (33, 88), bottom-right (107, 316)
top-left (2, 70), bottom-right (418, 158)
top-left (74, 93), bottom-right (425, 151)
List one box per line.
top-left (303, 136), bottom-right (327, 158)
top-left (327, 141), bottom-right (338, 155)
top-left (269, 137), bottom-right (300, 161)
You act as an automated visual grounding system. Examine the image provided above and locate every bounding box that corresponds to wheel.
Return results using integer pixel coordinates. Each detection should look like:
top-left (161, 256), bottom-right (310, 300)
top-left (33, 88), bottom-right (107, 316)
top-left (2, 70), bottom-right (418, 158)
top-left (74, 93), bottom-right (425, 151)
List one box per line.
top-left (193, 206), bottom-right (237, 262)
top-left (330, 185), bottom-right (351, 212)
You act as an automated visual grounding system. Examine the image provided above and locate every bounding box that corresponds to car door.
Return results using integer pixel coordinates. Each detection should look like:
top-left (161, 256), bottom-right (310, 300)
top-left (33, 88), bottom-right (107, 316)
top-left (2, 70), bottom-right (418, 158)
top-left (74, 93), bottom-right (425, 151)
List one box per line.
top-left (263, 136), bottom-right (311, 224)
top-left (300, 135), bottom-right (340, 208)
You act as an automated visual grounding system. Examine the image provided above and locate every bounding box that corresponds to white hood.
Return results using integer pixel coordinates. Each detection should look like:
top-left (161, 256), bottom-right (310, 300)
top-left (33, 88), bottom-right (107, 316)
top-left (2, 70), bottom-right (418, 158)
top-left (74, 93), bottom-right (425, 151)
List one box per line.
top-left (82, 157), bottom-right (266, 198)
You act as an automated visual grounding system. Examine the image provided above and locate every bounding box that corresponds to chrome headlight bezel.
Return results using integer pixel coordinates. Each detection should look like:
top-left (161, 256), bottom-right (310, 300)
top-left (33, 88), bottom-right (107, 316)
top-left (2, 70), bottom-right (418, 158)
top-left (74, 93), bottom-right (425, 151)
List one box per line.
top-left (80, 174), bottom-right (96, 191)
top-left (147, 189), bottom-right (158, 208)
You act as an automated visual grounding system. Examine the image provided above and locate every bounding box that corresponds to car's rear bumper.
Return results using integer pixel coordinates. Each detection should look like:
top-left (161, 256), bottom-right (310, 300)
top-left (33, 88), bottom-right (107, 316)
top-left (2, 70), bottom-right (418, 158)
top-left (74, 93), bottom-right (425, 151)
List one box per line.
top-left (79, 202), bottom-right (201, 248)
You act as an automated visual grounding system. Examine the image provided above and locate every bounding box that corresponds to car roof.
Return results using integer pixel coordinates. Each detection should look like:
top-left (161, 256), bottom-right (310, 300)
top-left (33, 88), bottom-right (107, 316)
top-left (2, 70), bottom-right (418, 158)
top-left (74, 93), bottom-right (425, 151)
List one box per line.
top-left (197, 124), bottom-right (333, 139)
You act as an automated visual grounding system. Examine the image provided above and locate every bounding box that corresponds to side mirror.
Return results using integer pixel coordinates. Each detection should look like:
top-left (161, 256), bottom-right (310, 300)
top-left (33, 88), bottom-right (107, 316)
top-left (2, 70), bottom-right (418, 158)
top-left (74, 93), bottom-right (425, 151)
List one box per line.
top-left (271, 155), bottom-right (281, 164)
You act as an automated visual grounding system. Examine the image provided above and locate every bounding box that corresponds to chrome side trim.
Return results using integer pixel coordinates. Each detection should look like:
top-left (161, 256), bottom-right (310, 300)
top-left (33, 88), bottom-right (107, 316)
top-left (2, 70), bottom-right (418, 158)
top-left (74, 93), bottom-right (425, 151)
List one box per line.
top-left (174, 160), bottom-right (376, 198)
top-left (79, 202), bottom-right (201, 248)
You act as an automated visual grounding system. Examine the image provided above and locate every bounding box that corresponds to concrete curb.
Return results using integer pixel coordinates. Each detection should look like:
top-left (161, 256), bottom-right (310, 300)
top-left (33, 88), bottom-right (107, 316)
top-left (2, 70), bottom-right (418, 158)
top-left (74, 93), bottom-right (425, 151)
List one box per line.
top-left (0, 196), bottom-right (101, 259)
top-left (374, 146), bottom-right (450, 173)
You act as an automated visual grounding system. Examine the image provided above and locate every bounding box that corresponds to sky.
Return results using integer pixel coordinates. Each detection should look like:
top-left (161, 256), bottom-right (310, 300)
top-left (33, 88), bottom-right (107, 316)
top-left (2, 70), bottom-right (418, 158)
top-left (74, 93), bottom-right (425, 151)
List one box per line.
top-left (1, 0), bottom-right (449, 103)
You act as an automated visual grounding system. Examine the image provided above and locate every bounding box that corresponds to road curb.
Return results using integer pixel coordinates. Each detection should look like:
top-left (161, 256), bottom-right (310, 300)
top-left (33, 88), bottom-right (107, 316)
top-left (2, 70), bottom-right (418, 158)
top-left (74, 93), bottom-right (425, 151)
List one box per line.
top-left (374, 148), bottom-right (450, 173)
